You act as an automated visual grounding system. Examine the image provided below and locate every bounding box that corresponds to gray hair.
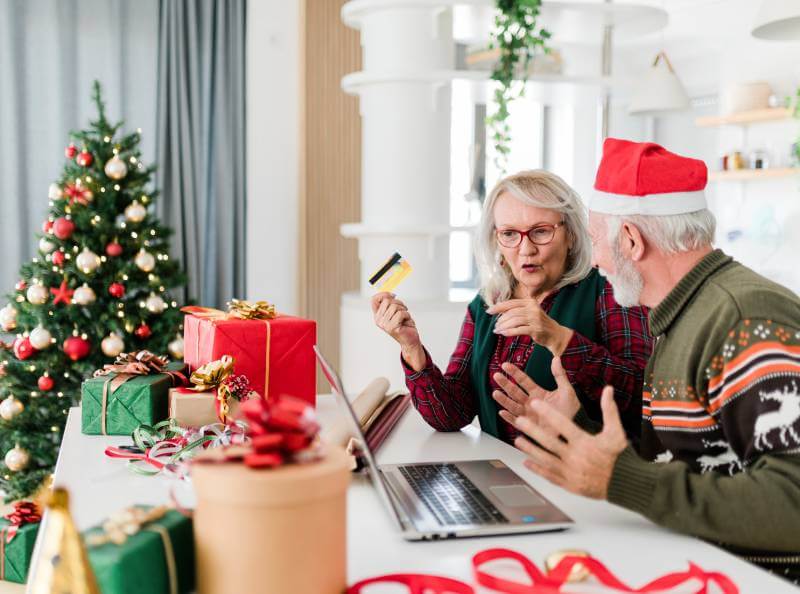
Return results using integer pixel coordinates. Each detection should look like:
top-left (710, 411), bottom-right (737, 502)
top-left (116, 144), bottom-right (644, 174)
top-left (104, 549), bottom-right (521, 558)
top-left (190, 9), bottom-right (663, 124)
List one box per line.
top-left (603, 209), bottom-right (716, 254)
top-left (475, 170), bottom-right (593, 306)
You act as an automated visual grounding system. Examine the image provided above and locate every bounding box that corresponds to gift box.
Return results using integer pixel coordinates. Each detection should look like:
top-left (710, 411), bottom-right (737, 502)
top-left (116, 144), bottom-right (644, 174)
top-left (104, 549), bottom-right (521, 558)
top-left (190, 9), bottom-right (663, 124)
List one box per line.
top-left (183, 306), bottom-right (316, 405)
top-left (0, 513), bottom-right (39, 583)
top-left (82, 360), bottom-right (187, 435)
top-left (168, 387), bottom-right (245, 427)
top-left (85, 507), bottom-right (194, 594)
top-left (192, 446), bottom-right (350, 594)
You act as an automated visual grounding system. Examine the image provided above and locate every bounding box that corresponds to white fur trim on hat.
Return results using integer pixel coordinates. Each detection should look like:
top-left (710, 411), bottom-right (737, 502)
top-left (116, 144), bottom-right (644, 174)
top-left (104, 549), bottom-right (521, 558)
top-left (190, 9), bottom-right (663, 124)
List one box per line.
top-left (589, 190), bottom-right (707, 216)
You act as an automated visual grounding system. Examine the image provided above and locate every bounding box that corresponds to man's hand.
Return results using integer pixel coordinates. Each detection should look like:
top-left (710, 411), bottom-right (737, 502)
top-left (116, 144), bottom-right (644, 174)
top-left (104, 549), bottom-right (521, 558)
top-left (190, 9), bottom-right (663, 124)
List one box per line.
top-left (512, 386), bottom-right (628, 500)
top-left (494, 357), bottom-right (581, 426)
top-left (487, 298), bottom-right (574, 356)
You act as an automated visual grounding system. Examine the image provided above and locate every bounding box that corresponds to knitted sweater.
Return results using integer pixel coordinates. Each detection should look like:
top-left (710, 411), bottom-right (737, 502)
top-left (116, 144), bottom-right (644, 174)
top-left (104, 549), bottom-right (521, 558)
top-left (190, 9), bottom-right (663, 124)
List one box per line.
top-left (606, 250), bottom-right (800, 579)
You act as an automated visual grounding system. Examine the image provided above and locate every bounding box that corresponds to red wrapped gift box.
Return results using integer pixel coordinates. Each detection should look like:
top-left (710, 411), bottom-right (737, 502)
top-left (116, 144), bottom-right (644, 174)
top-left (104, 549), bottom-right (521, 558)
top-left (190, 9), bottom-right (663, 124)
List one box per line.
top-left (183, 308), bottom-right (317, 406)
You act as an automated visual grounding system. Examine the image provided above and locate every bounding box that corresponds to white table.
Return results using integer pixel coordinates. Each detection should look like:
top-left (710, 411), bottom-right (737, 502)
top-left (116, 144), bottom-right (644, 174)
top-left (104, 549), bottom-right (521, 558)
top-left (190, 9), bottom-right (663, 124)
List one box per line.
top-left (29, 397), bottom-right (799, 593)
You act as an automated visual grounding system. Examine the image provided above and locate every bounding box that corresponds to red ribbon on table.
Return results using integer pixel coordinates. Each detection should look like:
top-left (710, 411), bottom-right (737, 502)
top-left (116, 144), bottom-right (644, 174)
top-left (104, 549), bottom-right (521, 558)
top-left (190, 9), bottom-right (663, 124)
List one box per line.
top-left (1, 501), bottom-right (41, 581)
top-left (347, 548), bottom-right (739, 594)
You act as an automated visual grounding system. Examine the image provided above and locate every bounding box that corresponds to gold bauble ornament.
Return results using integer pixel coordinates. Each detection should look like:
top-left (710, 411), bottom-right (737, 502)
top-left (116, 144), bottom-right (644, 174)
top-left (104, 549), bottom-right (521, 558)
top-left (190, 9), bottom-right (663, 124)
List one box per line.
top-left (0, 395), bottom-right (24, 421)
top-left (27, 488), bottom-right (102, 594)
top-left (134, 249), bottom-right (155, 272)
top-left (39, 237), bottom-right (56, 254)
top-left (48, 183), bottom-right (63, 200)
top-left (76, 247), bottom-right (101, 274)
top-left (5, 444), bottom-right (30, 471)
top-left (73, 283), bottom-right (97, 306)
top-left (168, 334), bottom-right (184, 359)
top-left (27, 283), bottom-right (49, 305)
top-left (29, 325), bottom-right (53, 350)
top-left (104, 154), bottom-right (128, 180)
top-left (145, 293), bottom-right (166, 314)
top-left (101, 333), bottom-right (125, 358)
top-left (124, 200), bottom-right (147, 223)
top-left (0, 303), bottom-right (17, 331)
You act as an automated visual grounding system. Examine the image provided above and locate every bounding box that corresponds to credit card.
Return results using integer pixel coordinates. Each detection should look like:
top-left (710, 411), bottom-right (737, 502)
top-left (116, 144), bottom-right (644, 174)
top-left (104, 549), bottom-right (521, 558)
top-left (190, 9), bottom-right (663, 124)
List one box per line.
top-left (369, 252), bottom-right (412, 293)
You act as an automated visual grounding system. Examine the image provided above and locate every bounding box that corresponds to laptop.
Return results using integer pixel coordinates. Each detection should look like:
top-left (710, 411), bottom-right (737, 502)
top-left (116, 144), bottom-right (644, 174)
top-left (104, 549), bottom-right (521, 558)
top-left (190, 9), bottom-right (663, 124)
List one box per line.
top-left (314, 346), bottom-right (573, 541)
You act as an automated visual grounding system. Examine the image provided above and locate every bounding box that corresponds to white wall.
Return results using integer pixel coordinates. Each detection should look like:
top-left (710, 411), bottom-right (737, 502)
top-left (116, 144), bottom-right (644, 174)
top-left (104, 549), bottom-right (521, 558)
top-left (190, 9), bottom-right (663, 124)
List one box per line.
top-left (246, 0), bottom-right (302, 314)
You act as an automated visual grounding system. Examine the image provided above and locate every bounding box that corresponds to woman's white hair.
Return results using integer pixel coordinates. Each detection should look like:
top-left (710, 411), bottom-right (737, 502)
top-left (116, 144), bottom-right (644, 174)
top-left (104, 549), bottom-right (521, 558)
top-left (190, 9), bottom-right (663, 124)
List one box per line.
top-left (604, 209), bottom-right (716, 254)
top-left (475, 170), bottom-right (592, 306)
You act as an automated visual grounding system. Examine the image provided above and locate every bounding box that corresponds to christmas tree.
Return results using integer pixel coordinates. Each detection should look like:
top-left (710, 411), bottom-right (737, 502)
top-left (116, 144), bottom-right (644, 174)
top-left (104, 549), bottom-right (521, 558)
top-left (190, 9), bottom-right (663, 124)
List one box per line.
top-left (0, 82), bottom-right (187, 500)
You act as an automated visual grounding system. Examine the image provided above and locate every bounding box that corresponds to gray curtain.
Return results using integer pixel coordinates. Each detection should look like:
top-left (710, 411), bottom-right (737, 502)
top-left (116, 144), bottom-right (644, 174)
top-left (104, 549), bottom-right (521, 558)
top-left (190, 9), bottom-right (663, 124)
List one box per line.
top-left (0, 0), bottom-right (159, 293)
top-left (155, 0), bottom-right (247, 308)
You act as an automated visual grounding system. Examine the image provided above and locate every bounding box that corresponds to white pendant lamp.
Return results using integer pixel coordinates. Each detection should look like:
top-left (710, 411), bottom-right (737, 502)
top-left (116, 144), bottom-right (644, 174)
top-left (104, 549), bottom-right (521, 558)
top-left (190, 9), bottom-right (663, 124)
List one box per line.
top-left (752, 0), bottom-right (800, 41)
top-left (629, 51), bottom-right (690, 116)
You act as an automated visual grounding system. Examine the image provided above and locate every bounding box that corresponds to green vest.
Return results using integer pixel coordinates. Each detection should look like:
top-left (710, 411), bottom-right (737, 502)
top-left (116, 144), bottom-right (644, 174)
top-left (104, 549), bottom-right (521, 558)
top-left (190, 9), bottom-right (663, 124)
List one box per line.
top-left (467, 268), bottom-right (605, 438)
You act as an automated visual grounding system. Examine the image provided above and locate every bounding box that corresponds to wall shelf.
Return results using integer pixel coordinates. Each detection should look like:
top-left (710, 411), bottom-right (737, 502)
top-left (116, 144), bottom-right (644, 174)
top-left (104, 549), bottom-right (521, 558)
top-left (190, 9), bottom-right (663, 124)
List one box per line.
top-left (695, 108), bottom-right (793, 127)
top-left (708, 168), bottom-right (800, 182)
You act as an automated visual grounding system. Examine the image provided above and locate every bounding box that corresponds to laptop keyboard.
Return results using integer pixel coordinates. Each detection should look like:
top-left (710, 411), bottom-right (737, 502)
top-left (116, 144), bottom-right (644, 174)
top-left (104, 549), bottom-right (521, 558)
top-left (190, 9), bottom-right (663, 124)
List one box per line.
top-left (399, 463), bottom-right (508, 526)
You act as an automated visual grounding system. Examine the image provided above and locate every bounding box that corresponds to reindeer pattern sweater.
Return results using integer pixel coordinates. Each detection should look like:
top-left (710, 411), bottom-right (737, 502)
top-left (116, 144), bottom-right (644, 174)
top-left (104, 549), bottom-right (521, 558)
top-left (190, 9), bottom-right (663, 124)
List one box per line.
top-left (605, 250), bottom-right (800, 577)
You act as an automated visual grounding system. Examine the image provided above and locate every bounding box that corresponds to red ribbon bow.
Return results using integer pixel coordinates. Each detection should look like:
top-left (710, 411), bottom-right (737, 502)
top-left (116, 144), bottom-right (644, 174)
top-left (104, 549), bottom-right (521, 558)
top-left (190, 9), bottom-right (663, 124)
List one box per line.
top-left (2, 501), bottom-right (41, 544)
top-left (63, 183), bottom-right (92, 206)
top-left (239, 394), bottom-right (320, 469)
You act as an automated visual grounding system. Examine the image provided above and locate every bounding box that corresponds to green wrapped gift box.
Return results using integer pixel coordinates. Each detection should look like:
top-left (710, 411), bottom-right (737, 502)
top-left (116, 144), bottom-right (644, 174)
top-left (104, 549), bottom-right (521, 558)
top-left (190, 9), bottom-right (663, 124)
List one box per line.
top-left (0, 520), bottom-right (39, 583)
top-left (81, 361), bottom-right (186, 435)
top-left (85, 508), bottom-right (194, 594)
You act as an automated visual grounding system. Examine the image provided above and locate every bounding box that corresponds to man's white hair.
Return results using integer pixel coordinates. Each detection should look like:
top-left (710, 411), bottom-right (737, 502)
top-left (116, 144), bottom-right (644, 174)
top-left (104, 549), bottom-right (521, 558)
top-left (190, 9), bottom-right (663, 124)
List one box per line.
top-left (603, 209), bottom-right (716, 254)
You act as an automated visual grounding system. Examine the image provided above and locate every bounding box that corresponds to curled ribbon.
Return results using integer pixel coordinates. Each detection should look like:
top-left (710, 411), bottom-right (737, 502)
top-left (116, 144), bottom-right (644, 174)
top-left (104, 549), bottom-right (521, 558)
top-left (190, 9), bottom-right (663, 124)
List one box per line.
top-left (2, 501), bottom-right (41, 544)
top-left (189, 356), bottom-right (236, 423)
top-left (227, 299), bottom-right (276, 320)
top-left (93, 351), bottom-right (187, 435)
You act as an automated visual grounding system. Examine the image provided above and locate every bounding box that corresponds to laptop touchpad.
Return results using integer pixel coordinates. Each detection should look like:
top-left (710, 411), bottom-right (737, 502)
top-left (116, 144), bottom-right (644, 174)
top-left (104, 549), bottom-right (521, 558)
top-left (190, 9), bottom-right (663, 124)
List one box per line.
top-left (489, 485), bottom-right (545, 506)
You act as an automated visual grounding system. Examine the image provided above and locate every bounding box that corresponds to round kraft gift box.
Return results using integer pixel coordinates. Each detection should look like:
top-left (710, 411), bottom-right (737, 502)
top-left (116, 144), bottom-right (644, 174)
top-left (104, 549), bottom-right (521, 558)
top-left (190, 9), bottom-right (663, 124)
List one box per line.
top-left (192, 445), bottom-right (352, 594)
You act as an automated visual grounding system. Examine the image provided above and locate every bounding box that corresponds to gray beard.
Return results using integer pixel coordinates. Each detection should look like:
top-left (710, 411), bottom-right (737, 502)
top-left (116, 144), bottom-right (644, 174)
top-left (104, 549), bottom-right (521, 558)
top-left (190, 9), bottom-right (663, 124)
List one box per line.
top-left (599, 247), bottom-right (644, 308)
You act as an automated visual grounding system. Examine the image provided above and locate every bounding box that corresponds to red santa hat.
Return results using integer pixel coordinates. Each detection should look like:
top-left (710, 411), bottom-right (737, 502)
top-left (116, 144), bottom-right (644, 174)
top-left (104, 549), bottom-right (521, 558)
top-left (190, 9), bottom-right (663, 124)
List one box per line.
top-left (590, 138), bottom-right (708, 216)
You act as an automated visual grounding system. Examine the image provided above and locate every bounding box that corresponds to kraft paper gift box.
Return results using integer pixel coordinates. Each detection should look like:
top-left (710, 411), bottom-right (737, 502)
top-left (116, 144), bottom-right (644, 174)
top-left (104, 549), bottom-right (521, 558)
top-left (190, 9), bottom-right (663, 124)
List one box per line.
top-left (182, 306), bottom-right (316, 405)
top-left (81, 361), bottom-right (187, 435)
top-left (168, 387), bottom-right (245, 427)
top-left (0, 517), bottom-right (39, 583)
top-left (85, 508), bottom-right (194, 594)
top-left (191, 446), bottom-right (351, 594)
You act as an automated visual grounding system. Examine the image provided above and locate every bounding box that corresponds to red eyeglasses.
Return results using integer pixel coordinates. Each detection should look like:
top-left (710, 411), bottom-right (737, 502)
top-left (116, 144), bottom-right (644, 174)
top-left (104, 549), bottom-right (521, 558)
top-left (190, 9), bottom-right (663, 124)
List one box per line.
top-left (496, 222), bottom-right (565, 248)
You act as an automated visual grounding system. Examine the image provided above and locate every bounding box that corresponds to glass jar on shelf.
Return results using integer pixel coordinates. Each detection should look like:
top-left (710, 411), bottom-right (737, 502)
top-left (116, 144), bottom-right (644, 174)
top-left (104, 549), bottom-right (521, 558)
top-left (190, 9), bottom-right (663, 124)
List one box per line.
top-left (749, 149), bottom-right (769, 170)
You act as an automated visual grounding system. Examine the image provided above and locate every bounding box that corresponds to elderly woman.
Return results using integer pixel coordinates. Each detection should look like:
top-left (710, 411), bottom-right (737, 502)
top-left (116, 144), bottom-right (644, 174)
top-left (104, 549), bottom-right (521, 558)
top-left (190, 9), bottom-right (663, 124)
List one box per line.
top-left (371, 170), bottom-right (653, 443)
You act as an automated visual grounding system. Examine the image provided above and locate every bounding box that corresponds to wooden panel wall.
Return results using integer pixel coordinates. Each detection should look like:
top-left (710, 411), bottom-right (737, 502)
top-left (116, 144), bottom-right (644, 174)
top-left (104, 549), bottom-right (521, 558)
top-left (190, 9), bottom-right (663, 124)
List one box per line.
top-left (301, 0), bottom-right (362, 390)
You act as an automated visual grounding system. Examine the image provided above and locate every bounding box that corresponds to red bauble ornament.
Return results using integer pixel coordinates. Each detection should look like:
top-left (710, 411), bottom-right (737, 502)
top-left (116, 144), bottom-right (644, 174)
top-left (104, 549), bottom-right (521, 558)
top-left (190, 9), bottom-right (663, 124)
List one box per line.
top-left (52, 217), bottom-right (75, 240)
top-left (13, 337), bottom-right (36, 361)
top-left (76, 150), bottom-right (93, 167)
top-left (63, 336), bottom-right (91, 361)
top-left (105, 242), bottom-right (123, 257)
top-left (65, 144), bottom-right (78, 159)
top-left (15, 280), bottom-right (27, 292)
top-left (42, 220), bottom-right (54, 234)
top-left (52, 251), bottom-right (66, 267)
top-left (134, 323), bottom-right (152, 339)
top-left (37, 375), bottom-right (54, 392)
top-left (108, 282), bottom-right (126, 298)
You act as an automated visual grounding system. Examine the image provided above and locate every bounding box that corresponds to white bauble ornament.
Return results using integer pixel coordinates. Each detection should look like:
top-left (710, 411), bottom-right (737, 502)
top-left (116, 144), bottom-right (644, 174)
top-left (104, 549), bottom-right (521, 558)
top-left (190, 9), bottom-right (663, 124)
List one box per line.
top-left (101, 333), bottom-right (125, 358)
top-left (29, 326), bottom-right (53, 350)
top-left (0, 304), bottom-right (17, 331)
top-left (0, 396), bottom-right (24, 421)
top-left (135, 249), bottom-right (156, 273)
top-left (145, 293), bottom-right (167, 314)
top-left (104, 154), bottom-right (128, 180)
top-left (73, 283), bottom-right (97, 306)
top-left (168, 334), bottom-right (184, 360)
top-left (4, 445), bottom-right (29, 471)
top-left (48, 183), bottom-right (63, 200)
top-left (26, 283), bottom-right (48, 305)
top-left (38, 237), bottom-right (56, 254)
top-left (124, 201), bottom-right (147, 223)
top-left (76, 247), bottom-right (101, 274)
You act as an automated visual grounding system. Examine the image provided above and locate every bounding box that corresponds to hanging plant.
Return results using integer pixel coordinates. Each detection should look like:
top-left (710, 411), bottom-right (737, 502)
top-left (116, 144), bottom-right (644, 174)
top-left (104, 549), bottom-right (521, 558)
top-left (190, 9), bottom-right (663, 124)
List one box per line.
top-left (487, 0), bottom-right (551, 173)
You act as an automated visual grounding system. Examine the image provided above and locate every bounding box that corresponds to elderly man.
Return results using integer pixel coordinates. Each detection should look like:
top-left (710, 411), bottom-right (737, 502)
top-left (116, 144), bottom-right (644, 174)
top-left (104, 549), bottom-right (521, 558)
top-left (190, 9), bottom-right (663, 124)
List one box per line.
top-left (494, 138), bottom-right (800, 582)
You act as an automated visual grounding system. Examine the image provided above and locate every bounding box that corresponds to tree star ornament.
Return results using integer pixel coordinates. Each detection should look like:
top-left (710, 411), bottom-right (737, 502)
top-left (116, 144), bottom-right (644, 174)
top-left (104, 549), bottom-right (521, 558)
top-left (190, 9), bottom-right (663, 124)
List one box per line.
top-left (5, 445), bottom-right (30, 472)
top-left (0, 395), bottom-right (24, 421)
top-left (51, 280), bottom-right (75, 305)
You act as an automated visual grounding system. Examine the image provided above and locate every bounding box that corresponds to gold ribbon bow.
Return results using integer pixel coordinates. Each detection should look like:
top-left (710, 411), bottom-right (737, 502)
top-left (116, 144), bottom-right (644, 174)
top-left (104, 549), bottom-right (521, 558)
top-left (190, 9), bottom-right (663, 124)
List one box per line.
top-left (85, 506), bottom-right (178, 594)
top-left (190, 355), bottom-right (235, 422)
top-left (93, 351), bottom-right (173, 435)
top-left (227, 299), bottom-right (276, 320)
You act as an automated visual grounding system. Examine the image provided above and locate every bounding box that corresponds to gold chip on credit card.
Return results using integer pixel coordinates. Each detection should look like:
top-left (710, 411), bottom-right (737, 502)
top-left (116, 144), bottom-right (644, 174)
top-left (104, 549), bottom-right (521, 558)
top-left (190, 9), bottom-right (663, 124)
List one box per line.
top-left (369, 252), bottom-right (412, 293)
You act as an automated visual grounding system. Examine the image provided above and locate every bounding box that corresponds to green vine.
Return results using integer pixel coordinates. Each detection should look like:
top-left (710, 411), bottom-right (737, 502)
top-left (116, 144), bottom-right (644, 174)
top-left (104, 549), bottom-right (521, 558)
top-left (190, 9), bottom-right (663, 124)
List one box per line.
top-left (487, 0), bottom-right (551, 173)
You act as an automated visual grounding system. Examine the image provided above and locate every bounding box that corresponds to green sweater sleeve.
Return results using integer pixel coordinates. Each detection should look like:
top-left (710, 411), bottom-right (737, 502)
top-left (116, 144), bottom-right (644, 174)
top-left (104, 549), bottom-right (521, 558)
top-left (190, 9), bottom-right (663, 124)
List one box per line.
top-left (607, 447), bottom-right (800, 552)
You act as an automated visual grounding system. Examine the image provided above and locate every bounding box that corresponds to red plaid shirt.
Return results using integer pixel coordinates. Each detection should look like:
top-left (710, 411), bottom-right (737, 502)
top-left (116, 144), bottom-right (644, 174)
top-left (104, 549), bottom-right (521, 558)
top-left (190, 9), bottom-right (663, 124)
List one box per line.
top-left (403, 279), bottom-right (653, 443)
